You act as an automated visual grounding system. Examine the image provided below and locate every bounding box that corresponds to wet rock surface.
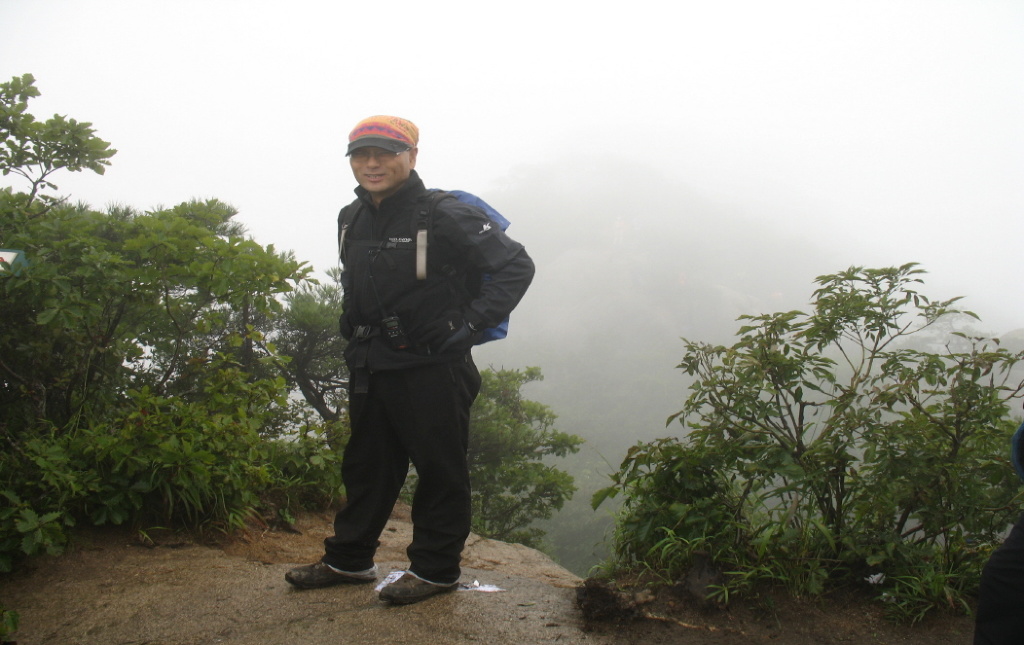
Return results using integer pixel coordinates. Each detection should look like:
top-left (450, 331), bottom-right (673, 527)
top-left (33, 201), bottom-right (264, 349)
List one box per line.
top-left (1, 506), bottom-right (596, 645)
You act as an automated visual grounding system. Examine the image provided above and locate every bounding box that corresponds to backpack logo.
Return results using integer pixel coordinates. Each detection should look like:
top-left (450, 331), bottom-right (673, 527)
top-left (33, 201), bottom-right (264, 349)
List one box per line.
top-left (479, 222), bottom-right (492, 234)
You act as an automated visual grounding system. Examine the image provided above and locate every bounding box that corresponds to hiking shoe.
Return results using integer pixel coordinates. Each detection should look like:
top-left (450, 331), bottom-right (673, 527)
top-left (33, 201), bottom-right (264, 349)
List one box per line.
top-left (285, 562), bottom-right (377, 589)
top-left (379, 571), bottom-right (458, 605)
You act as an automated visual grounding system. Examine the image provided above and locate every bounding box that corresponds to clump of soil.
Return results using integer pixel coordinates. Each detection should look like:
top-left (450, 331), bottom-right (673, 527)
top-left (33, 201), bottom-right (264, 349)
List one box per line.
top-left (576, 573), bottom-right (975, 645)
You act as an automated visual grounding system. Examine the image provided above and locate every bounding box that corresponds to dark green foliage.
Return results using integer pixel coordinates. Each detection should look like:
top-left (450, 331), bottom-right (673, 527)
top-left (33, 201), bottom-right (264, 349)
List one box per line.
top-left (597, 264), bottom-right (1024, 620)
top-left (0, 601), bottom-right (17, 643)
top-left (269, 268), bottom-right (350, 428)
top-left (592, 438), bottom-right (736, 572)
top-left (0, 73), bottom-right (115, 204)
top-left (468, 367), bottom-right (582, 547)
top-left (0, 74), bottom-right (342, 572)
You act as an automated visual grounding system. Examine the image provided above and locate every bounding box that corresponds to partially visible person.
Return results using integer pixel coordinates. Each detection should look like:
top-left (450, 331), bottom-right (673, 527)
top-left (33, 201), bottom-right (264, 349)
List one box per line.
top-left (285, 115), bottom-right (535, 605)
top-left (974, 419), bottom-right (1024, 644)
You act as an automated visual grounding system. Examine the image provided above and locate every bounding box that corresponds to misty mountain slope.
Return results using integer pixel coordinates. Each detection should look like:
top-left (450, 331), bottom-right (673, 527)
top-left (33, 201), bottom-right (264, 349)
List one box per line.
top-left (477, 159), bottom-right (838, 455)
top-left (470, 159), bottom-right (848, 572)
top-left (470, 158), bottom-right (1019, 574)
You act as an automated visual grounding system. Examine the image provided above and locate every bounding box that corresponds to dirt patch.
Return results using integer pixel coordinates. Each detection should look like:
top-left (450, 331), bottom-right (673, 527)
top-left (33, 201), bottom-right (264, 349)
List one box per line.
top-left (578, 577), bottom-right (975, 645)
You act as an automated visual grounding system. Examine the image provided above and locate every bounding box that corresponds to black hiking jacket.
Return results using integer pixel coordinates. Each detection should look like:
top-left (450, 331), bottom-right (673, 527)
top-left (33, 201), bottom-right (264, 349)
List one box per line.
top-left (337, 170), bottom-right (534, 371)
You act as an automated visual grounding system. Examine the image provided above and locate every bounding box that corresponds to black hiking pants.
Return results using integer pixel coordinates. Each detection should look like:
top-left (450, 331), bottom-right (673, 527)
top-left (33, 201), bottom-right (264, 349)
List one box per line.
top-left (323, 356), bottom-right (480, 585)
top-left (975, 512), bottom-right (1024, 644)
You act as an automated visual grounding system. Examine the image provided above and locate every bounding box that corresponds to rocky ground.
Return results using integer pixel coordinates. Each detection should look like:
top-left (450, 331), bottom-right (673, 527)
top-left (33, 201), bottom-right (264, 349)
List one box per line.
top-left (0, 504), bottom-right (975, 644)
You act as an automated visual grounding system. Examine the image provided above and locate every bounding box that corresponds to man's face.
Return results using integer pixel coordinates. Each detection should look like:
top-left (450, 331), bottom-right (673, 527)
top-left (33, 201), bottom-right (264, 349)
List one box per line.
top-left (349, 146), bottom-right (418, 205)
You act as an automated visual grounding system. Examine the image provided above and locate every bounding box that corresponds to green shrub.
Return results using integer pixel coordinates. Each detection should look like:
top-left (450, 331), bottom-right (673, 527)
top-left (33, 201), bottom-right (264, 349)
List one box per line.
top-left (0, 603), bottom-right (18, 643)
top-left (597, 265), bottom-right (1024, 620)
top-left (0, 361), bottom-right (347, 570)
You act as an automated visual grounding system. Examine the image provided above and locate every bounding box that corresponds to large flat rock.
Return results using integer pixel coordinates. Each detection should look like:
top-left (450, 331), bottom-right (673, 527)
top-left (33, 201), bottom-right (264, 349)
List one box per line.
top-left (0, 508), bottom-right (607, 645)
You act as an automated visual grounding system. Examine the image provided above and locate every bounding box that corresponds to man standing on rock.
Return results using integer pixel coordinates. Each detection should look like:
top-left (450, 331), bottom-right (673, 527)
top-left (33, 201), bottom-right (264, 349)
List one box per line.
top-left (285, 115), bottom-right (535, 605)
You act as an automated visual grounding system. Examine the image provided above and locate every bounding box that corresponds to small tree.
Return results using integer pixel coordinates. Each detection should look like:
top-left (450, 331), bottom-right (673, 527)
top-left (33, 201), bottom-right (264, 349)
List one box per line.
top-left (269, 268), bottom-right (349, 426)
top-left (468, 367), bottom-right (582, 547)
top-left (0, 73), bottom-right (115, 206)
top-left (597, 264), bottom-right (1023, 620)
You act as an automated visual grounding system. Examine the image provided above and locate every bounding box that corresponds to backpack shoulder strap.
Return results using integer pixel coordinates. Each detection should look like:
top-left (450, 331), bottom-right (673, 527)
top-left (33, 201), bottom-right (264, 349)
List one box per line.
top-left (414, 191), bottom-right (449, 280)
top-left (337, 202), bottom-right (364, 263)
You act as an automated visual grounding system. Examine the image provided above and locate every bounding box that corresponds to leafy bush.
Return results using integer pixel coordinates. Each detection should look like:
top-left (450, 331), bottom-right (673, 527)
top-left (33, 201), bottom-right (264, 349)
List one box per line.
top-left (1, 73), bottom-right (342, 570)
top-left (259, 422), bottom-right (346, 524)
top-left (0, 354), bottom-right (347, 570)
top-left (468, 367), bottom-right (582, 546)
top-left (0, 603), bottom-right (18, 644)
top-left (596, 265), bottom-right (1024, 620)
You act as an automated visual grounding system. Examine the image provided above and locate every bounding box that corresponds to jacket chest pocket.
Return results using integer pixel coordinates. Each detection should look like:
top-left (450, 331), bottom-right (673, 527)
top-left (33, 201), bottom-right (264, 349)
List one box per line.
top-left (345, 239), bottom-right (418, 282)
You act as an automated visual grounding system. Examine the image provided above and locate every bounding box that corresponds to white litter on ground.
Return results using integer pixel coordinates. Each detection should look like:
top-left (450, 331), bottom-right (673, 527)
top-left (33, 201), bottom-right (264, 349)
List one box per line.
top-left (460, 579), bottom-right (505, 593)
